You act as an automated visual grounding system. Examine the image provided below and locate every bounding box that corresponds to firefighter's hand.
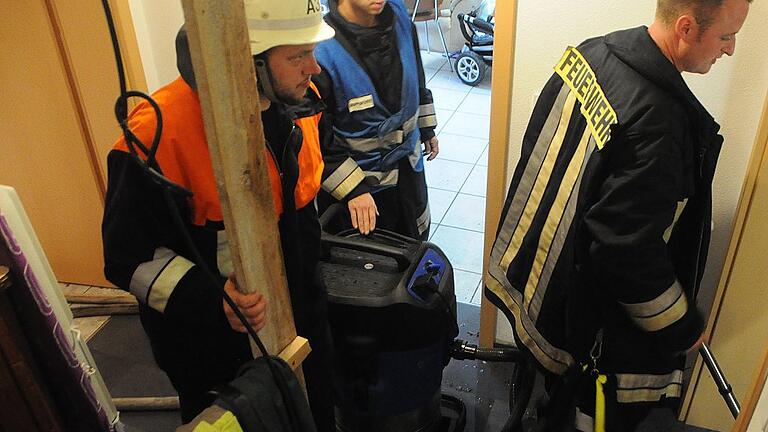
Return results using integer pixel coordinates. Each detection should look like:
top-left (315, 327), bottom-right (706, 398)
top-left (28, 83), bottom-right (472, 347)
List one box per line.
top-left (223, 278), bottom-right (267, 333)
top-left (348, 192), bottom-right (378, 235)
top-left (422, 136), bottom-right (439, 161)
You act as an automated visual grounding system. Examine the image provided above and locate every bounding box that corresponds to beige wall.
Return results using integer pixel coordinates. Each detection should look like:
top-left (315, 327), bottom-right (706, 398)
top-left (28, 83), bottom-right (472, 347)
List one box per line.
top-left (495, 1), bottom-right (768, 346)
top-left (128, 0), bottom-right (184, 92)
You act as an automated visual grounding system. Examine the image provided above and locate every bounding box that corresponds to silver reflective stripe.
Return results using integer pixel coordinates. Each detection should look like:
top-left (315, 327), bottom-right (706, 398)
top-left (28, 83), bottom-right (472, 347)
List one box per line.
top-left (419, 103), bottom-right (436, 116)
top-left (485, 271), bottom-right (575, 375)
top-left (322, 157), bottom-right (365, 200)
top-left (365, 169), bottom-right (399, 187)
top-left (130, 247), bottom-right (174, 302)
top-left (663, 198), bottom-right (688, 243)
top-left (247, 14), bottom-right (322, 31)
top-left (416, 204), bottom-right (431, 235)
top-left (620, 280), bottom-right (688, 331)
top-left (217, 231), bottom-right (233, 278)
top-left (615, 370), bottom-right (683, 403)
top-left (130, 247), bottom-right (195, 313)
top-left (574, 408), bottom-right (594, 431)
top-left (529, 135), bottom-right (596, 320)
top-left (345, 131), bottom-right (403, 152)
top-left (491, 84), bottom-right (572, 272)
top-left (342, 113), bottom-right (419, 152)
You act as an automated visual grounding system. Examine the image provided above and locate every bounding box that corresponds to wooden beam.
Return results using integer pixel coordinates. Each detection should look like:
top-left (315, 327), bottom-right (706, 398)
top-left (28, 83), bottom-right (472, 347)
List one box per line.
top-left (277, 336), bottom-right (312, 372)
top-left (179, 1), bottom-right (297, 357)
top-left (113, 397), bottom-right (179, 411)
top-left (479, 0), bottom-right (518, 348)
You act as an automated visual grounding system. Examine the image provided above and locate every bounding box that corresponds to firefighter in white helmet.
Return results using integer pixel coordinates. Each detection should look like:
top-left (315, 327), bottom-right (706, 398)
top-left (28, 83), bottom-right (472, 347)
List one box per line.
top-left (101, 0), bottom-right (336, 428)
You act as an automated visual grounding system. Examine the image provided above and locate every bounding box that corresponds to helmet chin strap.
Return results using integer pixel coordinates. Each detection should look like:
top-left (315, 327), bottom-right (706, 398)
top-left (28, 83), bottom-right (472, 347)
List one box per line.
top-left (254, 56), bottom-right (282, 105)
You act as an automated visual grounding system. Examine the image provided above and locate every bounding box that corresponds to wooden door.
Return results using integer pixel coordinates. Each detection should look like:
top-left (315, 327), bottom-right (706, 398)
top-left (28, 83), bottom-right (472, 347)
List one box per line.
top-left (0, 0), bottom-right (145, 286)
top-left (682, 93), bottom-right (768, 430)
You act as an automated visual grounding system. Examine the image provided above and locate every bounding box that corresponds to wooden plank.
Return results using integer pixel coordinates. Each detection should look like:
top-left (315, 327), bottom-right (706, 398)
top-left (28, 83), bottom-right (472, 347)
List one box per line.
top-left (179, 1), bottom-right (297, 357)
top-left (277, 336), bottom-right (312, 371)
top-left (479, 0), bottom-right (518, 348)
top-left (70, 303), bottom-right (137, 318)
top-left (113, 396), bottom-right (179, 411)
top-left (74, 316), bottom-right (111, 343)
top-left (65, 294), bottom-right (136, 305)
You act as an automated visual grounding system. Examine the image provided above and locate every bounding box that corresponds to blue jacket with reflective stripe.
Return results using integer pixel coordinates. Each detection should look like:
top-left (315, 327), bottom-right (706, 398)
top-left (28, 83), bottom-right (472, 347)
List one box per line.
top-left (314, 0), bottom-right (422, 178)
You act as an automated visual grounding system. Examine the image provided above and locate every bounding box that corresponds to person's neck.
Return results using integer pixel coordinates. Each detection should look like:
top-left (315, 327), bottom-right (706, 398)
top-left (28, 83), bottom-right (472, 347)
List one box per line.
top-left (337, 1), bottom-right (378, 27)
top-left (647, 21), bottom-right (684, 72)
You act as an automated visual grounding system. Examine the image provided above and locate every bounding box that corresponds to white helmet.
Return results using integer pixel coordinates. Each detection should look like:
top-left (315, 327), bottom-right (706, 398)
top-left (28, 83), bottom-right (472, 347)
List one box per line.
top-left (245, 0), bottom-right (335, 56)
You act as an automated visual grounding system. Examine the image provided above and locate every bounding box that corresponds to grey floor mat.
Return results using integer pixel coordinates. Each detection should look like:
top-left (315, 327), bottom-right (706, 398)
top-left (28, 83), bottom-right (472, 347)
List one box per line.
top-left (88, 315), bottom-right (182, 430)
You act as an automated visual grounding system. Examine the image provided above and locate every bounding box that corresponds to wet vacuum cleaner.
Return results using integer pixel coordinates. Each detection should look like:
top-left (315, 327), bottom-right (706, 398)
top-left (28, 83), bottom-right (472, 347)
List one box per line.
top-left (316, 225), bottom-right (462, 432)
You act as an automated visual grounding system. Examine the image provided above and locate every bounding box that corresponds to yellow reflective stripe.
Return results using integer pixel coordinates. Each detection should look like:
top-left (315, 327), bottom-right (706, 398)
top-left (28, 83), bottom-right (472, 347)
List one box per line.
top-left (524, 127), bottom-right (592, 309)
top-left (500, 90), bottom-right (578, 271)
top-left (485, 273), bottom-right (575, 375)
top-left (148, 255), bottom-right (195, 313)
top-left (554, 46), bottom-right (617, 150)
top-left (529, 136), bottom-right (596, 320)
top-left (595, 374), bottom-right (608, 432)
top-left (620, 281), bottom-right (688, 331)
top-left (189, 409), bottom-right (243, 432)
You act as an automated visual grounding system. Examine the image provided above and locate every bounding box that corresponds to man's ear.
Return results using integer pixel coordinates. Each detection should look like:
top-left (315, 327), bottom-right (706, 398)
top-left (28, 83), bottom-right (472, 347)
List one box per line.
top-left (675, 14), bottom-right (697, 41)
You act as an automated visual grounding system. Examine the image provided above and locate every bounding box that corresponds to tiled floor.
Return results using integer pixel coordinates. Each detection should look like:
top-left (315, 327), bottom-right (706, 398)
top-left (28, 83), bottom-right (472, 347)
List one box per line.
top-left (422, 51), bottom-right (492, 307)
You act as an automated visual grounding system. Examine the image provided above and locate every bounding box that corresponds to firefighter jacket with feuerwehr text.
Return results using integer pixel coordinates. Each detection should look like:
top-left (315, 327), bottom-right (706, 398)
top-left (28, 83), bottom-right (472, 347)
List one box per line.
top-left (485, 26), bottom-right (723, 405)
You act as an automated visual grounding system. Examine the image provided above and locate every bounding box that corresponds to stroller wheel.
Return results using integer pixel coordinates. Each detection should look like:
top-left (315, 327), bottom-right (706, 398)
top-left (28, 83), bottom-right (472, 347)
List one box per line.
top-left (456, 51), bottom-right (486, 86)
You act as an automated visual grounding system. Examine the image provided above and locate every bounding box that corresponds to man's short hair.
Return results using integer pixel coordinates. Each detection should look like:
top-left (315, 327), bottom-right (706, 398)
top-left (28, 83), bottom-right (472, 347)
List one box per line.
top-left (656, 0), bottom-right (752, 32)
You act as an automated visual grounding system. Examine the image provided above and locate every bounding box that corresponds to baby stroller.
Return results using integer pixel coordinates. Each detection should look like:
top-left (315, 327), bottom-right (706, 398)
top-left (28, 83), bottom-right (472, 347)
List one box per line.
top-left (455, 0), bottom-right (495, 86)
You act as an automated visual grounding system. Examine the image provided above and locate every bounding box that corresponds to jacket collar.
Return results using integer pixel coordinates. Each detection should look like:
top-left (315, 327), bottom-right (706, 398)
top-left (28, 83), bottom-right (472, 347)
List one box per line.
top-left (604, 27), bottom-right (719, 134)
top-left (604, 26), bottom-right (722, 178)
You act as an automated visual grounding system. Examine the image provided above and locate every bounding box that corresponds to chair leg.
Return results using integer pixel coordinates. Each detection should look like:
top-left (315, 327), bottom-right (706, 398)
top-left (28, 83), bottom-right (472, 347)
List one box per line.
top-left (424, 21), bottom-right (431, 53)
top-left (411, 0), bottom-right (420, 21)
top-left (434, 16), bottom-right (452, 71)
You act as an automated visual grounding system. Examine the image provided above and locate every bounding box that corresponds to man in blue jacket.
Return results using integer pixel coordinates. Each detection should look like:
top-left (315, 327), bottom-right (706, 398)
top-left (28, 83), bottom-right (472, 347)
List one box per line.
top-left (313, 0), bottom-right (439, 240)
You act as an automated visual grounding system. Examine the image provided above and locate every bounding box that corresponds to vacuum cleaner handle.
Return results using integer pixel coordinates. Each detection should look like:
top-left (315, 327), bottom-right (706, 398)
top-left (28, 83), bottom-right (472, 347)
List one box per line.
top-left (700, 342), bottom-right (740, 419)
top-left (320, 232), bottom-right (413, 271)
